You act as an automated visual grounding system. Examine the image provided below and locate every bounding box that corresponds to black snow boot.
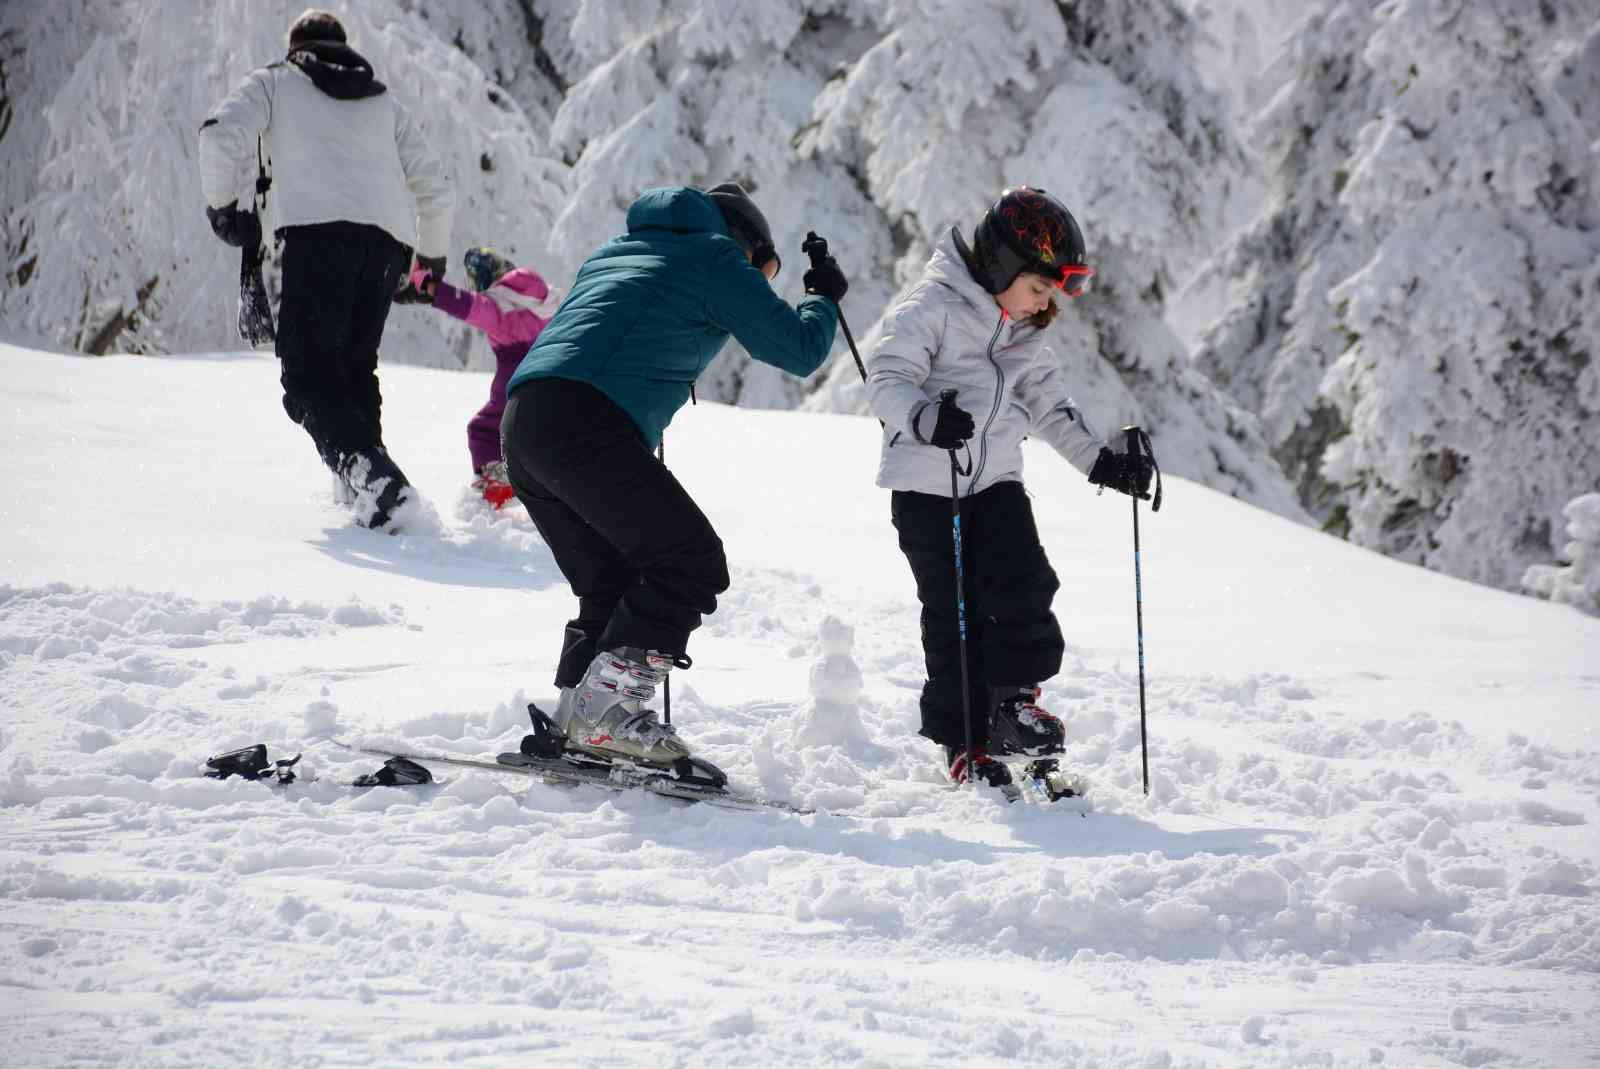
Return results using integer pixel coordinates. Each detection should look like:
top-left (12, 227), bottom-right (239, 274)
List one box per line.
top-left (341, 446), bottom-right (412, 530)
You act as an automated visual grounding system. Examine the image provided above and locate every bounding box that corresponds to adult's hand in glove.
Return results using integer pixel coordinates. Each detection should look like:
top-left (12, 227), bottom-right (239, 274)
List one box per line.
top-left (916, 393), bottom-right (975, 449)
top-left (1087, 446), bottom-right (1156, 499)
top-left (803, 254), bottom-right (848, 304)
top-left (393, 254), bottom-right (446, 305)
top-left (205, 201), bottom-right (261, 249)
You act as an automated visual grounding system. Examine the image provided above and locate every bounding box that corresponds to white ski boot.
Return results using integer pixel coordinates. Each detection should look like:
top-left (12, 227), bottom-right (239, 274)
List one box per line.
top-left (556, 647), bottom-right (689, 766)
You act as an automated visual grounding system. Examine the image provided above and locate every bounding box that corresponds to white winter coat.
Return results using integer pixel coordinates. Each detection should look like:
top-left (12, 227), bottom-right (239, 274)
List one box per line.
top-left (866, 231), bottom-right (1107, 497)
top-left (198, 62), bottom-right (453, 257)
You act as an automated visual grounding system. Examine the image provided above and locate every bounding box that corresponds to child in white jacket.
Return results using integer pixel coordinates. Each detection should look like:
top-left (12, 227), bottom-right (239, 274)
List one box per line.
top-left (865, 187), bottom-right (1154, 790)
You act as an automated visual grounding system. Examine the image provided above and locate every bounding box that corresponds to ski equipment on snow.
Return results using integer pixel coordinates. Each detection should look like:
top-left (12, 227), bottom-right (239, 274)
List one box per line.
top-left (351, 755), bottom-right (434, 787)
top-left (339, 704), bottom-right (812, 815)
top-left (204, 743), bottom-right (301, 784)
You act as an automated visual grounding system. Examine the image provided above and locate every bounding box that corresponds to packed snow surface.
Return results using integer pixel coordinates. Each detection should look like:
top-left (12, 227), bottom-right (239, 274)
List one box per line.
top-left (2, 344), bottom-right (1597, 1068)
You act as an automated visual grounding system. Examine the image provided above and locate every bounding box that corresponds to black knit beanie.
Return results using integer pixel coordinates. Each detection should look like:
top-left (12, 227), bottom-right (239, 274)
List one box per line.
top-left (288, 9), bottom-right (347, 47)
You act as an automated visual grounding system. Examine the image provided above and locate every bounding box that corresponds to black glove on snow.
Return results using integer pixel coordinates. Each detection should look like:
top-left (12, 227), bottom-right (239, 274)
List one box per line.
top-left (1087, 447), bottom-right (1156, 499)
top-left (206, 201), bottom-right (261, 249)
top-left (803, 255), bottom-right (848, 303)
top-left (919, 395), bottom-right (975, 449)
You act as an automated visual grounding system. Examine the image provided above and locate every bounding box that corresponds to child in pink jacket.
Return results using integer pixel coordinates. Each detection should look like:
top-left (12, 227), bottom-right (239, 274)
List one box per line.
top-left (410, 246), bottom-right (562, 506)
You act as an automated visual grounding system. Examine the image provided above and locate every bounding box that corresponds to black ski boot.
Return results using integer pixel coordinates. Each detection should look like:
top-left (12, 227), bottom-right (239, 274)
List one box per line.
top-left (988, 686), bottom-right (1065, 758)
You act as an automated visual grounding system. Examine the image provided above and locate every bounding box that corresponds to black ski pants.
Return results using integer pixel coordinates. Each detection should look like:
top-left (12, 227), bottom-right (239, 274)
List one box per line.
top-left (891, 481), bottom-right (1063, 749)
top-left (501, 378), bottom-right (730, 687)
top-left (275, 222), bottom-right (409, 474)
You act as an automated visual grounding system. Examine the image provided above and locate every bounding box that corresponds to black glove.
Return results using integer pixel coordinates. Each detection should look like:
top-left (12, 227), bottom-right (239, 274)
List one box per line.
top-left (392, 254), bottom-right (448, 305)
top-left (1087, 447), bottom-right (1156, 499)
top-left (803, 254), bottom-right (848, 303)
top-left (206, 201), bottom-right (261, 249)
top-left (416, 254), bottom-right (447, 281)
top-left (919, 395), bottom-right (974, 449)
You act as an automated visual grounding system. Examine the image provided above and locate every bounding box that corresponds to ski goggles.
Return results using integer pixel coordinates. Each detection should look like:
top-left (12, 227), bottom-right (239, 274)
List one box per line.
top-left (1055, 264), bottom-right (1095, 297)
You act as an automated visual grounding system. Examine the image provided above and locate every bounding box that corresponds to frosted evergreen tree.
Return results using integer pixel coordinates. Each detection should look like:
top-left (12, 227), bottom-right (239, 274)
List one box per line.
top-left (523, 0), bottom-right (896, 412)
top-left (0, 0), bottom-right (567, 370)
top-left (1191, 0), bottom-right (1600, 592)
top-left (795, 0), bottom-right (1303, 515)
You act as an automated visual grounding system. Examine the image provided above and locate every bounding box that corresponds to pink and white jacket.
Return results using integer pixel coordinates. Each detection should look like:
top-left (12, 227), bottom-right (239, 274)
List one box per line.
top-left (432, 268), bottom-right (563, 361)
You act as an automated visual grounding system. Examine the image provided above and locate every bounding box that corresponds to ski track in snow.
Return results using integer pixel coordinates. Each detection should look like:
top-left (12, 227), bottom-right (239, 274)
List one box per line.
top-left (3, 353), bottom-right (1599, 1068)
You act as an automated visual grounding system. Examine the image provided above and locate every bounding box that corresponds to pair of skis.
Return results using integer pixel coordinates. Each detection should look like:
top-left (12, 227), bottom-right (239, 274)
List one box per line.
top-left (341, 704), bottom-right (1089, 818)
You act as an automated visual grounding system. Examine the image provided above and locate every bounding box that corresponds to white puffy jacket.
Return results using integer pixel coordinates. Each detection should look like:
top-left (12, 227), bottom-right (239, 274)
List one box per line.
top-left (866, 230), bottom-right (1107, 497)
top-left (198, 61), bottom-right (452, 257)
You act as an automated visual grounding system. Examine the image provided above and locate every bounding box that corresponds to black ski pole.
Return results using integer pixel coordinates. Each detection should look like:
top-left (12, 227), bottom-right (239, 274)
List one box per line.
top-left (658, 436), bottom-right (671, 727)
top-left (1123, 426), bottom-right (1161, 795)
top-left (942, 389), bottom-right (976, 783)
top-left (801, 231), bottom-right (867, 383)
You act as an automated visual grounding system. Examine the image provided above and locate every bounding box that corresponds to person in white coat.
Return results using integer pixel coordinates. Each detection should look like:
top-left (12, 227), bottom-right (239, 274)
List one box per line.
top-left (197, 9), bottom-right (453, 529)
top-left (865, 186), bottom-right (1155, 790)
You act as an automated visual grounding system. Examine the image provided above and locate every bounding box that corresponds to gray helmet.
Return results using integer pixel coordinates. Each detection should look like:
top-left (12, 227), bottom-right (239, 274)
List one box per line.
top-left (707, 182), bottom-right (781, 277)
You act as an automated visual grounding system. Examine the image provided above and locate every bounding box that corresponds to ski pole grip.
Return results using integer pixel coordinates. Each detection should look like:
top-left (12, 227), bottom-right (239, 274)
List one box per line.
top-left (801, 231), bottom-right (830, 270)
top-left (1122, 425), bottom-right (1162, 512)
top-left (939, 388), bottom-right (957, 403)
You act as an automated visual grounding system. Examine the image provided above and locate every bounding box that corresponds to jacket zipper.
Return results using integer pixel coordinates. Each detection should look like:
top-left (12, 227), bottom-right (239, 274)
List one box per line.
top-left (967, 313), bottom-right (1007, 494)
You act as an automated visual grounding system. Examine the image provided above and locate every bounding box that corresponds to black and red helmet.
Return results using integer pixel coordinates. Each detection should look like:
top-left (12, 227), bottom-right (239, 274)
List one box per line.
top-left (969, 187), bottom-right (1093, 296)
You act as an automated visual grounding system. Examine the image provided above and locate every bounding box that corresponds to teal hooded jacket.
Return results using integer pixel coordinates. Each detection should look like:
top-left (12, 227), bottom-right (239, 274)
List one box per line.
top-left (505, 186), bottom-right (840, 449)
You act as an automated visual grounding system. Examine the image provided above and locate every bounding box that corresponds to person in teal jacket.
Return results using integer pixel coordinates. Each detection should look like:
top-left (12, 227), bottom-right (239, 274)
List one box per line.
top-left (501, 182), bottom-right (849, 768)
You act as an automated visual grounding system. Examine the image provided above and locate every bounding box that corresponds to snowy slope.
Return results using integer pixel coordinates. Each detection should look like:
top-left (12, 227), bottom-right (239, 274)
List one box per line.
top-left (2, 343), bottom-right (1598, 1068)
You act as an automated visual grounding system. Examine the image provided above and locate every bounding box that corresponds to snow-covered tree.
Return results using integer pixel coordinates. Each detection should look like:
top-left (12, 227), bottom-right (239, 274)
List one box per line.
top-left (17, 0), bottom-right (1600, 606)
top-left (796, 0), bottom-right (1303, 515)
top-left (0, 0), bottom-right (567, 370)
top-left (518, 0), bottom-right (897, 412)
top-left (1190, 0), bottom-right (1600, 592)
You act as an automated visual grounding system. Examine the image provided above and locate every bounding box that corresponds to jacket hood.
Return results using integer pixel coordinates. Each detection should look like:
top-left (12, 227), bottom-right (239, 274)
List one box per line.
top-left (286, 40), bottom-right (387, 100)
top-left (625, 187), bottom-right (730, 238)
top-left (495, 267), bottom-right (550, 301)
top-left (926, 228), bottom-right (1001, 317)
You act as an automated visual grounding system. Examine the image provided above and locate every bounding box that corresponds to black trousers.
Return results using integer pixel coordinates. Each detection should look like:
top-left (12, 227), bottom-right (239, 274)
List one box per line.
top-left (274, 222), bottom-right (409, 473)
top-left (891, 481), bottom-right (1064, 749)
top-left (501, 378), bottom-right (730, 687)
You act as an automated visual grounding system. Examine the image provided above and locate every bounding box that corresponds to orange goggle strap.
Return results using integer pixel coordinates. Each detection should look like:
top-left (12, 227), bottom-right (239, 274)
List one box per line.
top-left (1056, 264), bottom-right (1094, 296)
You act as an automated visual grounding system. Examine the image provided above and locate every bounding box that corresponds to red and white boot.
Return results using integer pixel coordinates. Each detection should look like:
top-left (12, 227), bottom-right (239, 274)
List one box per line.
top-left (945, 745), bottom-right (1015, 789)
top-left (472, 460), bottom-right (517, 510)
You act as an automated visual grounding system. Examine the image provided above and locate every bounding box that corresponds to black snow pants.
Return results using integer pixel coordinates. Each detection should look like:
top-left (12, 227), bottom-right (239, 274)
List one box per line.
top-left (501, 378), bottom-right (730, 688)
top-left (274, 222), bottom-right (409, 474)
top-left (891, 480), bottom-right (1064, 749)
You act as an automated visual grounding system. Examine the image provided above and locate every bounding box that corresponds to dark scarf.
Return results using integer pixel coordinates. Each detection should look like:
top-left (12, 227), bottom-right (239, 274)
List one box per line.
top-left (285, 40), bottom-right (386, 100)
